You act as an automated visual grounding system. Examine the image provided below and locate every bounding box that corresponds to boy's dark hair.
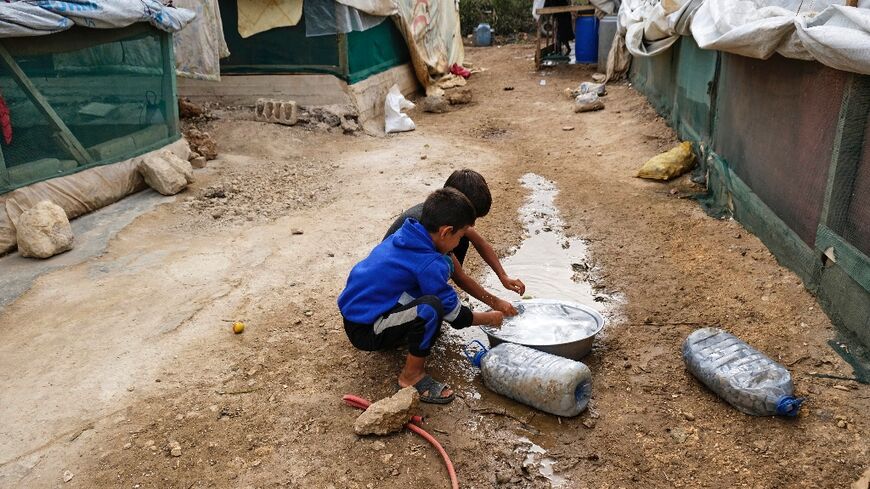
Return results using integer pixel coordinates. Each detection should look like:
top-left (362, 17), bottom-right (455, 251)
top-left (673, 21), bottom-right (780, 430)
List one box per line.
top-left (444, 169), bottom-right (492, 217)
top-left (420, 187), bottom-right (477, 233)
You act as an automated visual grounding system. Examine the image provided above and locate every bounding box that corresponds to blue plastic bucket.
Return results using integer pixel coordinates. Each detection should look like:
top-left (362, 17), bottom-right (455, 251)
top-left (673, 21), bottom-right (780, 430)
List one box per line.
top-left (474, 23), bottom-right (492, 47)
top-left (574, 15), bottom-right (599, 64)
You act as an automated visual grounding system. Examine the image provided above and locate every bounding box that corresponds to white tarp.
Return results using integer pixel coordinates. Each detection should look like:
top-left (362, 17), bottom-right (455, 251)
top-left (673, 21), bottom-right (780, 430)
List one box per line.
top-left (0, 0), bottom-right (195, 38)
top-left (173, 0), bottom-right (230, 82)
top-left (691, 0), bottom-right (870, 74)
top-left (337, 0), bottom-right (397, 16)
top-left (611, 0), bottom-right (870, 76)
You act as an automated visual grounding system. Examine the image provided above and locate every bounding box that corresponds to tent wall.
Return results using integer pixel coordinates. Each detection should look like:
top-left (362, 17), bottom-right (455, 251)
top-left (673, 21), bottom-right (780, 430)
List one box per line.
top-left (0, 25), bottom-right (180, 196)
top-left (630, 37), bottom-right (870, 349)
top-left (217, 0), bottom-right (409, 84)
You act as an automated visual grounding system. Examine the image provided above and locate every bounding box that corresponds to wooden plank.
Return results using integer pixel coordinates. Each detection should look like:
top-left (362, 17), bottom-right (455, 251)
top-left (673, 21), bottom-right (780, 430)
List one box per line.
top-left (160, 32), bottom-right (179, 137)
top-left (535, 5), bottom-right (595, 15)
top-left (819, 74), bottom-right (870, 234)
top-left (337, 33), bottom-right (349, 79)
top-left (0, 43), bottom-right (94, 165)
top-left (1, 24), bottom-right (153, 57)
top-left (817, 224), bottom-right (870, 292)
top-left (177, 74), bottom-right (353, 107)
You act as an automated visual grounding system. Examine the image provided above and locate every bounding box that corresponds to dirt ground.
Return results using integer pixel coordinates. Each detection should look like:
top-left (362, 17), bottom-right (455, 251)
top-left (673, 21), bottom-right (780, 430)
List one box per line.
top-left (1, 44), bottom-right (868, 489)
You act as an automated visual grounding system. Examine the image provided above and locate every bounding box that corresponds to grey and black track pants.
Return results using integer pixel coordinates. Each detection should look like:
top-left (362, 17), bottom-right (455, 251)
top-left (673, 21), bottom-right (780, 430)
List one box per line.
top-left (343, 295), bottom-right (445, 357)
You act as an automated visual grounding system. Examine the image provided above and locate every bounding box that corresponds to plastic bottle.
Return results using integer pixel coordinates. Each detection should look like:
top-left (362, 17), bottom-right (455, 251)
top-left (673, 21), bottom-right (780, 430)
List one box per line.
top-left (466, 341), bottom-right (592, 417)
top-left (683, 327), bottom-right (804, 416)
top-left (474, 23), bottom-right (492, 47)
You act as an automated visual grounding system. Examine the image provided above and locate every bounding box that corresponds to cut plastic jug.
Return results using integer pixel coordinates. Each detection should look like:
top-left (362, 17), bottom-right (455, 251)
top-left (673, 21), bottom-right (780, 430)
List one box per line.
top-left (466, 341), bottom-right (592, 417)
top-left (683, 327), bottom-right (804, 416)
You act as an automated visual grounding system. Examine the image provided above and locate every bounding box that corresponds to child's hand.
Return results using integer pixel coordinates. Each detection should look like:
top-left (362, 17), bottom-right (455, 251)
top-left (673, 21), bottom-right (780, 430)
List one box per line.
top-left (500, 276), bottom-right (526, 295)
top-left (493, 298), bottom-right (518, 317)
top-left (486, 311), bottom-right (505, 327)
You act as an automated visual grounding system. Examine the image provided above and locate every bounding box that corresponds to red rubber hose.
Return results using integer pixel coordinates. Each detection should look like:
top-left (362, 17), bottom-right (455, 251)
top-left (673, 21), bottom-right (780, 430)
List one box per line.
top-left (342, 394), bottom-right (459, 489)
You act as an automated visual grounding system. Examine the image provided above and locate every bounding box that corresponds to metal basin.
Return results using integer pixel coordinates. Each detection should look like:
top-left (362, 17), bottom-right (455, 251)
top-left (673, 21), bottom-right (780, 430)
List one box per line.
top-left (482, 299), bottom-right (605, 361)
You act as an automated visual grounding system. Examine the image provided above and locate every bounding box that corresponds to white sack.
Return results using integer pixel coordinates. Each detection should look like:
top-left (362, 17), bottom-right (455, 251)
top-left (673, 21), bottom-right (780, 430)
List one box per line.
top-left (384, 84), bottom-right (416, 134)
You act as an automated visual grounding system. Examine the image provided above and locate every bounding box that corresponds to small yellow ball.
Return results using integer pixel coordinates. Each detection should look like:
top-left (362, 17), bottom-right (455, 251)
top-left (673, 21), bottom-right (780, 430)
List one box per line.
top-left (232, 321), bottom-right (245, 334)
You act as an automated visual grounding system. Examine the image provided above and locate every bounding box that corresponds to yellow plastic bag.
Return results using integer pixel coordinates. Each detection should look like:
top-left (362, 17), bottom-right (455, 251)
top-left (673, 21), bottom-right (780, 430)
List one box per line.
top-left (636, 142), bottom-right (695, 181)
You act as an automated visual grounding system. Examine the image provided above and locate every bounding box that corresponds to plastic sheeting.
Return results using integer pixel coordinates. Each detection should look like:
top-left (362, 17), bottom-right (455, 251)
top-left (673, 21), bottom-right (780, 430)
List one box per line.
top-left (0, 139), bottom-right (190, 255)
top-left (612, 0), bottom-right (870, 76)
top-left (393, 0), bottom-right (465, 91)
top-left (692, 0), bottom-right (870, 74)
top-left (304, 0), bottom-right (386, 37)
top-left (173, 0), bottom-right (230, 81)
top-left (337, 0), bottom-right (397, 16)
top-left (0, 0), bottom-right (195, 38)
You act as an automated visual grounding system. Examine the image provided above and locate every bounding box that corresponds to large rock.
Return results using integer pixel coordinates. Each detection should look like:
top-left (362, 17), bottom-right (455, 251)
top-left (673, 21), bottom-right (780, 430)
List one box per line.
top-left (16, 200), bottom-right (74, 258)
top-left (138, 155), bottom-right (188, 196)
top-left (354, 387), bottom-right (419, 436)
top-left (160, 150), bottom-right (195, 184)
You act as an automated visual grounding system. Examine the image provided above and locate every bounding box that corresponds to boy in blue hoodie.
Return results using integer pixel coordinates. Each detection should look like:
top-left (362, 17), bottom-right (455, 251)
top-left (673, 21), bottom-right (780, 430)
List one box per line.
top-left (338, 188), bottom-right (504, 404)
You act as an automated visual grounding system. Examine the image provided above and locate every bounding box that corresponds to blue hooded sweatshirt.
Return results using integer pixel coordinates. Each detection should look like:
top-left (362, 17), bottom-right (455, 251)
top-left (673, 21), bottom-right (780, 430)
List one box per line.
top-left (338, 219), bottom-right (472, 328)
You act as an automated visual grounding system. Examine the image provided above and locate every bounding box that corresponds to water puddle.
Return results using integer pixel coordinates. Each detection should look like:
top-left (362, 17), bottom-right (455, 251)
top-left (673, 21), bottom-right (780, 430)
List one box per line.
top-left (451, 173), bottom-right (610, 348)
top-left (517, 437), bottom-right (567, 487)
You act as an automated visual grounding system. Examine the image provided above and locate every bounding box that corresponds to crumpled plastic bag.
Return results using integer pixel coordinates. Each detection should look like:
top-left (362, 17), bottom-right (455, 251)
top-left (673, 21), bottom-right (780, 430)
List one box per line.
top-left (574, 92), bottom-right (605, 113)
top-left (384, 84), bottom-right (416, 133)
top-left (578, 82), bottom-right (607, 96)
top-left (636, 142), bottom-right (696, 180)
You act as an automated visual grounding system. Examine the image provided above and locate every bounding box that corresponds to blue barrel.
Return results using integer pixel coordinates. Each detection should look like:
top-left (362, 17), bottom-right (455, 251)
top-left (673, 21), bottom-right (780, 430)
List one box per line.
top-left (574, 15), bottom-right (599, 64)
top-left (474, 23), bottom-right (492, 47)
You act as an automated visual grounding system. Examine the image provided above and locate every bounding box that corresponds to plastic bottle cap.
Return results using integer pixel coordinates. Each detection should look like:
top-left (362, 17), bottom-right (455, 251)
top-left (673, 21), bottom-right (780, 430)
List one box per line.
top-left (775, 396), bottom-right (805, 416)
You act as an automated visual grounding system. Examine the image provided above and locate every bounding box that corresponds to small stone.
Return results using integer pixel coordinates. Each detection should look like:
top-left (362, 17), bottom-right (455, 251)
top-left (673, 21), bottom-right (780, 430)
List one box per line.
top-left (446, 88), bottom-right (472, 105)
top-left (496, 470), bottom-right (512, 483)
top-left (420, 154), bottom-right (428, 160)
top-left (381, 453), bottom-right (393, 463)
top-left (354, 387), bottom-right (419, 435)
top-left (304, 311), bottom-right (313, 317)
top-left (211, 209), bottom-right (225, 219)
top-left (683, 412), bottom-right (695, 422)
top-left (291, 229), bottom-right (304, 235)
top-left (761, 295), bottom-right (770, 301)
top-left (63, 470), bottom-right (74, 483)
top-left (371, 441), bottom-right (386, 451)
top-left (127, 386), bottom-right (135, 392)
top-left (169, 440), bottom-right (182, 457)
top-left (837, 419), bottom-right (847, 429)
top-left (596, 152), bottom-right (603, 156)
top-left (420, 96), bottom-right (449, 113)
top-left (390, 468), bottom-right (400, 477)
top-left (670, 427), bottom-right (688, 443)
top-left (191, 155), bottom-right (208, 169)
top-left (562, 126), bottom-right (575, 131)
top-left (123, 442), bottom-right (132, 450)
top-left (582, 418), bottom-right (596, 429)
top-left (16, 201), bottom-right (74, 259)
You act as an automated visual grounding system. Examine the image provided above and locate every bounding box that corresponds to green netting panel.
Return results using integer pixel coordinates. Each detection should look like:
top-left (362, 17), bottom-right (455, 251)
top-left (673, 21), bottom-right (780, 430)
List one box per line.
top-left (219, 0), bottom-right (341, 75)
top-left (629, 47), bottom-right (677, 121)
top-left (0, 25), bottom-right (179, 195)
top-left (672, 37), bottom-right (718, 143)
top-left (347, 19), bottom-right (410, 84)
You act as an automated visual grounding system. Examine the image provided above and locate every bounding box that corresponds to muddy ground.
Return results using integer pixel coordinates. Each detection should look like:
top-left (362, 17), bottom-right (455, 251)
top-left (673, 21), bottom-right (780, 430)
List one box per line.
top-left (0, 44), bottom-right (867, 489)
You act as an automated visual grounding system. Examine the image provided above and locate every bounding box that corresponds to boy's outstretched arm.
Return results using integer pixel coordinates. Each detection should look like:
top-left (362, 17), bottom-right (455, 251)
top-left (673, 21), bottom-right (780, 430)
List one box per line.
top-left (465, 227), bottom-right (526, 295)
top-left (450, 254), bottom-right (518, 316)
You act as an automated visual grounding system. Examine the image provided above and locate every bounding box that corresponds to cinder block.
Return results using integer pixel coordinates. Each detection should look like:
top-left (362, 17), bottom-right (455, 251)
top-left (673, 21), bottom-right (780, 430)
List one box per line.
top-left (255, 98), bottom-right (298, 126)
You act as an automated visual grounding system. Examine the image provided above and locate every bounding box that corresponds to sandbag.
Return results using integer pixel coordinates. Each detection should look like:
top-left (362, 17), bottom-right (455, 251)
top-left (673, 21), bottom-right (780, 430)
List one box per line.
top-left (0, 138), bottom-right (190, 255)
top-left (636, 142), bottom-right (695, 181)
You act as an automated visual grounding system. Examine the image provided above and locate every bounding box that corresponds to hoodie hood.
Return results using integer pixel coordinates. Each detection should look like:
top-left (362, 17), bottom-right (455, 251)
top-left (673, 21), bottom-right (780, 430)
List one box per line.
top-left (392, 218), bottom-right (437, 253)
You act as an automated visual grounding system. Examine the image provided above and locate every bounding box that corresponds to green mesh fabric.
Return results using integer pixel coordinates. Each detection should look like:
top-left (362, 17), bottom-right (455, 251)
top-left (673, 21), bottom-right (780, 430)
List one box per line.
top-left (218, 0), bottom-right (408, 83)
top-left (0, 25), bottom-right (179, 195)
top-left (347, 19), bottom-right (410, 84)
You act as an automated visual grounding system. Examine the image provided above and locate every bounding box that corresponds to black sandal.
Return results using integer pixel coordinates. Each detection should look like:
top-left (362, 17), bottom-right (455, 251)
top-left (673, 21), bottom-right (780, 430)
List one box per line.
top-left (401, 375), bottom-right (455, 404)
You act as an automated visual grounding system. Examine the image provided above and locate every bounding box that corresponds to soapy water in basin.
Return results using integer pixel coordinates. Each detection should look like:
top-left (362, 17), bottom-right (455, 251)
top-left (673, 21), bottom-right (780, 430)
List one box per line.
top-left (487, 301), bottom-right (601, 345)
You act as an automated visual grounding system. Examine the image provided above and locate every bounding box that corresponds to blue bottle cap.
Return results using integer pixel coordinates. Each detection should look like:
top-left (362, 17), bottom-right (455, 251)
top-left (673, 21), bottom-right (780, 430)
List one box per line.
top-left (775, 396), bottom-right (805, 416)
